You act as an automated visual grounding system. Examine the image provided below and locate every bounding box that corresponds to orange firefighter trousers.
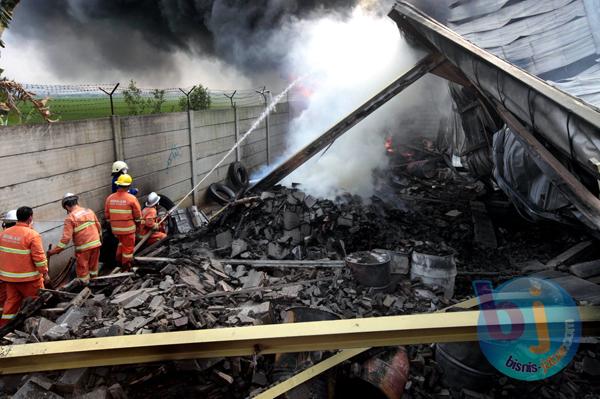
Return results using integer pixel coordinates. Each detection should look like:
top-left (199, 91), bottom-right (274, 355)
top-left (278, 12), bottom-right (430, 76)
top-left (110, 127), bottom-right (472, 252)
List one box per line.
top-left (147, 231), bottom-right (167, 246)
top-left (0, 278), bottom-right (43, 327)
top-left (116, 233), bottom-right (136, 268)
top-left (76, 247), bottom-right (101, 281)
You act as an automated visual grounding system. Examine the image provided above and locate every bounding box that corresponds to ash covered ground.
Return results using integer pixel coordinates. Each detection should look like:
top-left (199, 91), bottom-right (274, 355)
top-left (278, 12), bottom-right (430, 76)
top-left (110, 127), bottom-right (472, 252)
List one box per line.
top-left (1, 146), bottom-right (599, 399)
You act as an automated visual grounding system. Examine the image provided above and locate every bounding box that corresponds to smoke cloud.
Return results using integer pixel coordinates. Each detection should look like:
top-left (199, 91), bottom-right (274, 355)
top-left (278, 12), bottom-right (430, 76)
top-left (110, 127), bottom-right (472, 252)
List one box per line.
top-left (4, 0), bottom-right (452, 200)
top-left (2, 0), bottom-right (361, 88)
top-left (273, 5), bottom-right (450, 199)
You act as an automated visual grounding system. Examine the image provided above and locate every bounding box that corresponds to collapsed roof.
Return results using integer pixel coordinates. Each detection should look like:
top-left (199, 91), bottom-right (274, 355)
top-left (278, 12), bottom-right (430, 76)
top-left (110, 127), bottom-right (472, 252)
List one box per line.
top-left (251, 0), bottom-right (600, 231)
top-left (389, 1), bottom-right (600, 232)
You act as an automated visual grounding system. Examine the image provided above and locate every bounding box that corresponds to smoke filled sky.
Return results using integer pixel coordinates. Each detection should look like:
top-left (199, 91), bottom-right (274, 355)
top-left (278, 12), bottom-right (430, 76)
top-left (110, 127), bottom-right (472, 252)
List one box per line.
top-left (2, 0), bottom-right (451, 199)
top-left (1, 0), bottom-right (375, 89)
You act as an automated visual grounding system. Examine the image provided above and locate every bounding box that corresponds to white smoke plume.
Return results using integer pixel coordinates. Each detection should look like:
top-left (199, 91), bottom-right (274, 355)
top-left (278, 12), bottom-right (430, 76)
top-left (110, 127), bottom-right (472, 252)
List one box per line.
top-left (273, 4), bottom-right (449, 198)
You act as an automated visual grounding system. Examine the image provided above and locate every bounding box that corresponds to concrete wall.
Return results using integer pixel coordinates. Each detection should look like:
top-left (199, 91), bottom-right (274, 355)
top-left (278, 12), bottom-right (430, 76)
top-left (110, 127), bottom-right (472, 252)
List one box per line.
top-left (0, 103), bottom-right (290, 276)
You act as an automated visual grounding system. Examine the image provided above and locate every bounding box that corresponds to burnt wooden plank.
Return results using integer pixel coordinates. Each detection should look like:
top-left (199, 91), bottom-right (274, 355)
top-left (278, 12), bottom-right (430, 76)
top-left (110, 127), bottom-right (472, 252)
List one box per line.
top-left (251, 53), bottom-right (444, 191)
top-left (570, 260), bottom-right (600, 279)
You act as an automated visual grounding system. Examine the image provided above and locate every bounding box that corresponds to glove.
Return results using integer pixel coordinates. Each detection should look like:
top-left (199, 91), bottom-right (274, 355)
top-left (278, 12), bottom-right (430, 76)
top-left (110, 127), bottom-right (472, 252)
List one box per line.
top-left (47, 248), bottom-right (60, 257)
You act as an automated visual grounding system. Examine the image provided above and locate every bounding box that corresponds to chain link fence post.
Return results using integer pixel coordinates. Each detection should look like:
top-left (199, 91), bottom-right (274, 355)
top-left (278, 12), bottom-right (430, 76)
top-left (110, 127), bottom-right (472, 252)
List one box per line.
top-left (180, 86), bottom-right (198, 205)
top-left (99, 83), bottom-right (120, 116)
top-left (224, 91), bottom-right (239, 162)
top-left (256, 87), bottom-right (270, 165)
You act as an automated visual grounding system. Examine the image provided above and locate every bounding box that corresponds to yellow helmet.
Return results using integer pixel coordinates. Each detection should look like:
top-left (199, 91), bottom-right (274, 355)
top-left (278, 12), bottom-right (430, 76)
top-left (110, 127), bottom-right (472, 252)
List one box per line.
top-left (115, 174), bottom-right (133, 187)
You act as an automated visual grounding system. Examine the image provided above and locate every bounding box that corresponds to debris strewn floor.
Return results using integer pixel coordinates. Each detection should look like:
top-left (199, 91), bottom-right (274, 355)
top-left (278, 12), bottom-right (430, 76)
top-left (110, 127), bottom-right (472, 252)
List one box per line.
top-left (1, 157), bottom-right (599, 398)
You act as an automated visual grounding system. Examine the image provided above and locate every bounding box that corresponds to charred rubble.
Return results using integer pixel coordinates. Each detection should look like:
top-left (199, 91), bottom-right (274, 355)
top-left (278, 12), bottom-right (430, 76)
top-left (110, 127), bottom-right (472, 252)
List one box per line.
top-left (2, 147), bottom-right (600, 398)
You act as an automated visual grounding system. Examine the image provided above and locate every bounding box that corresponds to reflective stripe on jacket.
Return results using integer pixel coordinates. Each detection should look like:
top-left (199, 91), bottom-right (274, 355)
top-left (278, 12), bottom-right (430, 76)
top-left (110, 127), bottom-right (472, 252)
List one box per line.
top-left (105, 190), bottom-right (142, 236)
top-left (0, 222), bottom-right (48, 282)
top-left (56, 205), bottom-right (102, 253)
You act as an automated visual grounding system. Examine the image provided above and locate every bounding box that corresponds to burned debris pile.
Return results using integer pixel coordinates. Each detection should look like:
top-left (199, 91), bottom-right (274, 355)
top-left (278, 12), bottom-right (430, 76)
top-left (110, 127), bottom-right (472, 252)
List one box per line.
top-left (5, 247), bottom-right (450, 344)
top-left (2, 154), bottom-right (600, 398)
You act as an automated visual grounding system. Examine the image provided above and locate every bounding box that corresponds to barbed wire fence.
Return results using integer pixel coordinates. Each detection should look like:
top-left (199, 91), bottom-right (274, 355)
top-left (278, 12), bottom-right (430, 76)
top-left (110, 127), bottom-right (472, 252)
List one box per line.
top-left (9, 82), bottom-right (300, 125)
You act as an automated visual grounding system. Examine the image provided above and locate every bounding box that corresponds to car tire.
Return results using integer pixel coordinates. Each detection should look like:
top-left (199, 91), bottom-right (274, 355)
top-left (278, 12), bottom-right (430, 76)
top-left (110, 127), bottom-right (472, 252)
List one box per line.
top-left (227, 161), bottom-right (249, 191)
top-left (208, 183), bottom-right (236, 205)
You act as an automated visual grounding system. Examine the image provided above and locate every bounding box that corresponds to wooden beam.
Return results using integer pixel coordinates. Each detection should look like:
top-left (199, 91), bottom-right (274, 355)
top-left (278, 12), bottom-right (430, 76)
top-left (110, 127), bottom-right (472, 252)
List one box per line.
top-left (214, 259), bottom-right (345, 268)
top-left (430, 61), bottom-right (472, 87)
top-left (251, 53), bottom-right (445, 191)
top-left (136, 258), bottom-right (345, 269)
top-left (202, 277), bottom-right (335, 299)
top-left (136, 237), bottom-right (168, 257)
top-left (135, 256), bottom-right (176, 263)
top-left (0, 306), bottom-right (598, 375)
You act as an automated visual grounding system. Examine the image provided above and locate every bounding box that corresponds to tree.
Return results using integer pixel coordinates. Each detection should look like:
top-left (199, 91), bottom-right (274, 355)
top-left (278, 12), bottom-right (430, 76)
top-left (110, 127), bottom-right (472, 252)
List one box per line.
top-left (0, 79), bottom-right (55, 124)
top-left (150, 88), bottom-right (165, 114)
top-left (123, 80), bottom-right (168, 115)
top-left (122, 79), bottom-right (145, 115)
top-left (179, 85), bottom-right (211, 111)
top-left (0, 0), bottom-right (20, 48)
top-left (0, 1), bottom-right (55, 125)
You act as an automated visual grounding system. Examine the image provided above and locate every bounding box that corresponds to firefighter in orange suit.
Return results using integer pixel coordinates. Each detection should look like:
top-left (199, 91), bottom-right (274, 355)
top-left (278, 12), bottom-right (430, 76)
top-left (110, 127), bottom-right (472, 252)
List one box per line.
top-left (138, 192), bottom-right (167, 246)
top-left (105, 174), bottom-right (141, 270)
top-left (0, 207), bottom-right (49, 327)
top-left (0, 210), bottom-right (17, 322)
top-left (47, 193), bottom-right (102, 282)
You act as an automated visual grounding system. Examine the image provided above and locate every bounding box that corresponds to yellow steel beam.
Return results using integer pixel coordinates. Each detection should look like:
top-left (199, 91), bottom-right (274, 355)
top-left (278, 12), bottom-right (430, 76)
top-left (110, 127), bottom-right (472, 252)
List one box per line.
top-left (0, 307), bottom-right (599, 375)
top-left (254, 297), bottom-right (594, 398)
top-left (252, 348), bottom-right (369, 399)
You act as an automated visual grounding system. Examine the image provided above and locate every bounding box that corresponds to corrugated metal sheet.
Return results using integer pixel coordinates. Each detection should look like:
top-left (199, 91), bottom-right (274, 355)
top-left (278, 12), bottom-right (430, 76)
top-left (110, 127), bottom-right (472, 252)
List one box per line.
top-left (450, 0), bottom-right (576, 35)
top-left (583, 0), bottom-right (600, 51)
top-left (448, 0), bottom-right (509, 23)
top-left (456, 1), bottom-right (584, 48)
top-left (447, 0), bottom-right (600, 105)
top-left (489, 18), bottom-right (595, 75)
top-left (552, 62), bottom-right (600, 105)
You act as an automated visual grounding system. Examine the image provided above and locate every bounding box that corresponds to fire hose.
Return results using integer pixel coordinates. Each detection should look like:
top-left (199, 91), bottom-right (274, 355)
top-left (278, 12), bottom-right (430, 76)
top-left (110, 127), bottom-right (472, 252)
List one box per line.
top-left (132, 80), bottom-right (300, 254)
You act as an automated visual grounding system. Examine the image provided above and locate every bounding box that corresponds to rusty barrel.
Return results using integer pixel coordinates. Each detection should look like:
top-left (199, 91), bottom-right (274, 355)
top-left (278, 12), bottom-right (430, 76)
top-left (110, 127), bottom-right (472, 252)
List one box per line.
top-left (356, 347), bottom-right (410, 399)
top-left (435, 342), bottom-right (496, 391)
top-left (346, 251), bottom-right (391, 288)
top-left (410, 251), bottom-right (457, 299)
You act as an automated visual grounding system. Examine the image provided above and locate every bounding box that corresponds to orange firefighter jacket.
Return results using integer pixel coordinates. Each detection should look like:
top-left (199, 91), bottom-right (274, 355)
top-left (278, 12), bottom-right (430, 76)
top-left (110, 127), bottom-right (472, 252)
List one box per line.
top-left (0, 222), bottom-right (48, 282)
top-left (105, 190), bottom-right (142, 235)
top-left (55, 205), bottom-right (102, 253)
top-left (138, 207), bottom-right (160, 238)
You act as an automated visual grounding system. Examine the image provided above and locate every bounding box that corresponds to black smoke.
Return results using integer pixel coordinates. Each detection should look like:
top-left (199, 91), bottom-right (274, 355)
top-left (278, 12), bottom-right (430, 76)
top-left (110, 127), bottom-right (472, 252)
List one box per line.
top-left (7, 0), bottom-right (360, 85)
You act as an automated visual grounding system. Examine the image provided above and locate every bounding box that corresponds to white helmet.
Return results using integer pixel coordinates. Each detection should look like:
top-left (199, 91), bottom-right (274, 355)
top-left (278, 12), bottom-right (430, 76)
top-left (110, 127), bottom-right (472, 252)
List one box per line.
top-left (145, 192), bottom-right (161, 207)
top-left (3, 209), bottom-right (17, 223)
top-left (62, 193), bottom-right (79, 208)
top-left (112, 161), bottom-right (129, 174)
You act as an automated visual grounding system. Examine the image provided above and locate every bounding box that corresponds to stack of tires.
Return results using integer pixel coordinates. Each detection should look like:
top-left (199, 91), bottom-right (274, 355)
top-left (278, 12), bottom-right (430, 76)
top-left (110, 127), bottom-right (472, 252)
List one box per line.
top-left (207, 161), bottom-right (249, 205)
